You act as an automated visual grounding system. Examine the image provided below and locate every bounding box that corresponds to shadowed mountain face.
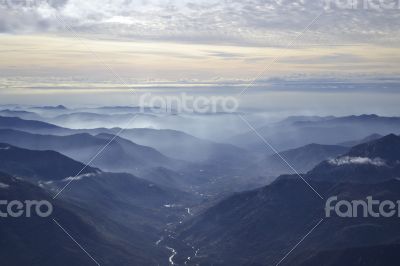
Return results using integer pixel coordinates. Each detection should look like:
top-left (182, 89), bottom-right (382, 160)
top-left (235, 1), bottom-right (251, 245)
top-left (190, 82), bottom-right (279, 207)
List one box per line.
top-left (294, 244), bottom-right (400, 266)
top-left (174, 134), bottom-right (400, 265)
top-left (0, 143), bottom-right (98, 181)
top-left (176, 178), bottom-right (400, 265)
top-left (0, 172), bottom-right (170, 266)
top-left (0, 142), bottom-right (194, 209)
top-left (0, 143), bottom-right (199, 265)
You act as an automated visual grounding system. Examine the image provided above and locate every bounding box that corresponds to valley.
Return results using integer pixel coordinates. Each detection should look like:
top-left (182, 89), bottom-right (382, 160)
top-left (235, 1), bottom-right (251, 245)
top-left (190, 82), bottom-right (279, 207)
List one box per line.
top-left (1, 107), bottom-right (400, 265)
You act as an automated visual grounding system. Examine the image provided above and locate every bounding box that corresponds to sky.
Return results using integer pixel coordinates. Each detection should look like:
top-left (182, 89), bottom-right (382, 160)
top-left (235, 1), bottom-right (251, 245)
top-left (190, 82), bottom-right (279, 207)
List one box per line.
top-left (0, 0), bottom-right (400, 112)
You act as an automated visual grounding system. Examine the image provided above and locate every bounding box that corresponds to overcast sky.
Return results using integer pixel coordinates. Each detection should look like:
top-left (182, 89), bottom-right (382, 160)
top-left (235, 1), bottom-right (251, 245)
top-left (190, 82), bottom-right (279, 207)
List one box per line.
top-left (0, 0), bottom-right (399, 108)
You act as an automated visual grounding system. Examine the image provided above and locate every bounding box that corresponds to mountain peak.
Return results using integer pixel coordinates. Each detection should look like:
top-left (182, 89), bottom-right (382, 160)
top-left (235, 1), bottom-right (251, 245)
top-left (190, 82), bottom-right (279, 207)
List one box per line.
top-left (346, 133), bottom-right (400, 162)
top-left (382, 133), bottom-right (398, 139)
top-left (359, 114), bottom-right (379, 118)
top-left (36, 105), bottom-right (67, 110)
top-left (306, 134), bottom-right (400, 183)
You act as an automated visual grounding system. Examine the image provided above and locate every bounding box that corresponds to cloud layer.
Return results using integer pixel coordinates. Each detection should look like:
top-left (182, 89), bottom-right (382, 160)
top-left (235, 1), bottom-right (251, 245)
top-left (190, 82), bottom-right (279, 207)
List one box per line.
top-left (1, 0), bottom-right (399, 46)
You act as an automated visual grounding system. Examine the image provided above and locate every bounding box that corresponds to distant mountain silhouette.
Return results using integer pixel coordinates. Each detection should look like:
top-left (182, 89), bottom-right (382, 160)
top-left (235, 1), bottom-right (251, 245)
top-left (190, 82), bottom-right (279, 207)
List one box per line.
top-left (338, 133), bottom-right (383, 147)
top-left (117, 128), bottom-right (251, 163)
top-left (46, 112), bottom-right (157, 129)
top-left (229, 114), bottom-right (400, 152)
top-left (31, 105), bottom-right (68, 110)
top-left (0, 116), bottom-right (65, 133)
top-left (280, 115), bottom-right (336, 124)
top-left (0, 109), bottom-right (42, 120)
top-left (246, 143), bottom-right (349, 177)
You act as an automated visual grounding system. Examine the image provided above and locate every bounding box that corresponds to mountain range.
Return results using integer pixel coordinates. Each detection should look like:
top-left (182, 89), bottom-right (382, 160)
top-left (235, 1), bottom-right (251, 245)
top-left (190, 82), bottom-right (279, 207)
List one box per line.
top-left (0, 144), bottom-right (197, 265)
top-left (1, 109), bottom-right (400, 265)
top-left (229, 114), bottom-right (400, 152)
top-left (0, 128), bottom-right (178, 175)
top-left (174, 134), bottom-right (400, 265)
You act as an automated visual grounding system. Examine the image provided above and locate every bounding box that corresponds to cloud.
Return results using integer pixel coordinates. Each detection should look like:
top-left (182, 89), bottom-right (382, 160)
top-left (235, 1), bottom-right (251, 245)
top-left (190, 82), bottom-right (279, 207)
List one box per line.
top-left (205, 50), bottom-right (247, 60)
top-left (280, 53), bottom-right (366, 64)
top-left (328, 156), bottom-right (387, 166)
top-left (0, 182), bottom-right (10, 189)
top-left (62, 172), bottom-right (99, 182)
top-left (0, 0), bottom-right (399, 47)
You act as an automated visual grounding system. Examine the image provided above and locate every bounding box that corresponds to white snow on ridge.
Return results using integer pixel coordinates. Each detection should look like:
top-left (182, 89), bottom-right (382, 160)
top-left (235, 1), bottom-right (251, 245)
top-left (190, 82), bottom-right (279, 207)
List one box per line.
top-left (328, 156), bottom-right (386, 166)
